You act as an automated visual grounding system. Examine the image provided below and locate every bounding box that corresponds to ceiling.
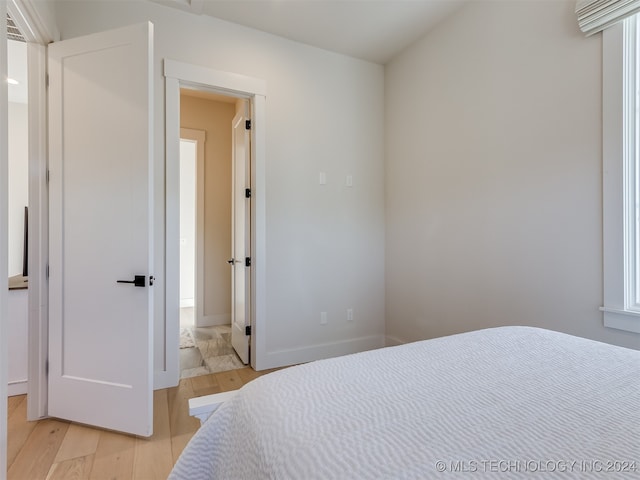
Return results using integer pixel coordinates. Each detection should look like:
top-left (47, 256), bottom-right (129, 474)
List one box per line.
top-left (148, 0), bottom-right (465, 64)
top-left (7, 0), bottom-right (465, 104)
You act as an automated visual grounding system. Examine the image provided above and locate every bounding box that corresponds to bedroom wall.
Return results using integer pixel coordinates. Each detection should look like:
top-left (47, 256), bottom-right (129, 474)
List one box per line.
top-left (7, 101), bottom-right (29, 397)
top-left (385, 0), bottom-right (639, 350)
top-left (52, 0), bottom-right (386, 370)
top-left (180, 93), bottom-right (235, 324)
top-left (8, 101), bottom-right (28, 277)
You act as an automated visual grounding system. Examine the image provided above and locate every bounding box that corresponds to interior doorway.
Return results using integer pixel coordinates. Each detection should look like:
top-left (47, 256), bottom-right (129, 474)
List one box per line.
top-left (7, 17), bottom-right (29, 398)
top-left (5, 0), bottom-right (56, 423)
top-left (163, 59), bottom-right (266, 384)
top-left (177, 89), bottom-right (247, 379)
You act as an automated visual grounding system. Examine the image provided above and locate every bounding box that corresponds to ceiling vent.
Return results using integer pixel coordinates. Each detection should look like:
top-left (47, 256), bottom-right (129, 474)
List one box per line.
top-left (7, 13), bottom-right (25, 42)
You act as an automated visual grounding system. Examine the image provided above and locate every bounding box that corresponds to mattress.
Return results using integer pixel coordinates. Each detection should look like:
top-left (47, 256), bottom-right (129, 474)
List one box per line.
top-left (169, 326), bottom-right (640, 479)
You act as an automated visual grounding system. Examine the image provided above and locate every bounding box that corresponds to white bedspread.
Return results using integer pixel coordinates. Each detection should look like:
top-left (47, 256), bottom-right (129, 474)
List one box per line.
top-left (169, 327), bottom-right (640, 479)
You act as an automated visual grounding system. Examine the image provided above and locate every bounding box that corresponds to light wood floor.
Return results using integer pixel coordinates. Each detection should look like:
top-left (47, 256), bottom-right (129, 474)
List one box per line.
top-left (7, 366), bottom-right (279, 479)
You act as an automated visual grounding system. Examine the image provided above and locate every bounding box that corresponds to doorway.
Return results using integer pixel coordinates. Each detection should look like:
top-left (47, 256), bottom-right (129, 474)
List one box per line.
top-left (163, 59), bottom-right (266, 388)
top-left (4, 0), bottom-right (55, 424)
top-left (177, 89), bottom-right (246, 379)
top-left (7, 16), bottom-right (29, 398)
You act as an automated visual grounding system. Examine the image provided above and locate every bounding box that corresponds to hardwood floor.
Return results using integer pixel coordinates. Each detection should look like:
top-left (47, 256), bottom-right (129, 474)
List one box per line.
top-left (6, 366), bottom-right (278, 479)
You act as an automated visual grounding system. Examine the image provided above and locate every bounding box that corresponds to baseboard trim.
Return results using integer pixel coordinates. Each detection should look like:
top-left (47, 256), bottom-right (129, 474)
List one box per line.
top-left (256, 335), bottom-right (385, 370)
top-left (197, 313), bottom-right (230, 327)
top-left (385, 335), bottom-right (406, 347)
top-left (180, 298), bottom-right (194, 308)
top-left (8, 380), bottom-right (27, 397)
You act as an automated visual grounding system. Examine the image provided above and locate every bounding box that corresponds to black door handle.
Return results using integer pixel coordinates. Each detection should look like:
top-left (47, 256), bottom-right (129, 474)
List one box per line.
top-left (117, 275), bottom-right (146, 287)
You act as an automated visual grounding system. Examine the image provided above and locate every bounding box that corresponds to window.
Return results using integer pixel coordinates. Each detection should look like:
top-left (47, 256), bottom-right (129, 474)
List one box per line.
top-left (602, 13), bottom-right (640, 333)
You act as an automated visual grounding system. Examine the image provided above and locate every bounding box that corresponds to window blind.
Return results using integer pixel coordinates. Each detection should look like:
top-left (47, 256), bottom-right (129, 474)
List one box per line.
top-left (576, 0), bottom-right (640, 35)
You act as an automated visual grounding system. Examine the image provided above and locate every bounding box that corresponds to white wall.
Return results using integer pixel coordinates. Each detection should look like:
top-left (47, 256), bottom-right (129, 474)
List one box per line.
top-left (8, 102), bottom-right (28, 277)
top-left (7, 100), bottom-right (29, 398)
top-left (385, 0), bottom-right (639, 350)
top-left (8, 290), bottom-right (28, 395)
top-left (53, 0), bottom-right (386, 369)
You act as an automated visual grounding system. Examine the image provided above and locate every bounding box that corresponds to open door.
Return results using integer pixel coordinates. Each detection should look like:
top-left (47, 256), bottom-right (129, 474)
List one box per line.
top-left (48, 22), bottom-right (154, 436)
top-left (230, 110), bottom-right (251, 364)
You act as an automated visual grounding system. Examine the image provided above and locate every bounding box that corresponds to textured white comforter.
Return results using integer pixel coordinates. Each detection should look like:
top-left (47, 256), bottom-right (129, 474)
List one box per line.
top-left (169, 327), bottom-right (640, 479)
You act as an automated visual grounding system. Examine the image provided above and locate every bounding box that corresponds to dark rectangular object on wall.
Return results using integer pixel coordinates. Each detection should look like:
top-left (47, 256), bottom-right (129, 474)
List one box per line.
top-left (23, 206), bottom-right (28, 277)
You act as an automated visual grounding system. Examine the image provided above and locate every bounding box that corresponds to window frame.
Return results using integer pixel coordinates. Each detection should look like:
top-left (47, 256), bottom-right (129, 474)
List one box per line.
top-left (602, 15), bottom-right (640, 333)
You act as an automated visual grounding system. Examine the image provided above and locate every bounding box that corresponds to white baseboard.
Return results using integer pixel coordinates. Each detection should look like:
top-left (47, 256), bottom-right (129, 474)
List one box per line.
top-left (256, 335), bottom-right (386, 371)
top-left (197, 313), bottom-right (231, 327)
top-left (8, 380), bottom-right (27, 397)
top-left (385, 335), bottom-right (406, 347)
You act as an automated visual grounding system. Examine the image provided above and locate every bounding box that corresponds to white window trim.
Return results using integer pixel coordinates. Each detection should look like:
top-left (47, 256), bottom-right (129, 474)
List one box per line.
top-left (602, 17), bottom-right (640, 333)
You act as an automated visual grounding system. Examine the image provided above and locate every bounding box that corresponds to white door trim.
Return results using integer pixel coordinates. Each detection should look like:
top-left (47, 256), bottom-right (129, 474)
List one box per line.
top-left (1, 5), bottom-right (9, 476)
top-left (26, 42), bottom-right (48, 421)
top-left (7, 0), bottom-right (59, 44)
top-left (164, 60), bottom-right (267, 97)
top-left (8, 0), bottom-right (55, 422)
top-left (163, 59), bottom-right (266, 374)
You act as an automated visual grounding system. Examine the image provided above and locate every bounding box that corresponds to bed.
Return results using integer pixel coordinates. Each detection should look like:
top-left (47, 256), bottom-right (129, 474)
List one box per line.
top-left (169, 326), bottom-right (640, 479)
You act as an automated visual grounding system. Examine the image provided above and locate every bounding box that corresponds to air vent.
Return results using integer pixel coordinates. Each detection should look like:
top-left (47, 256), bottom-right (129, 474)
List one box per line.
top-left (7, 13), bottom-right (25, 42)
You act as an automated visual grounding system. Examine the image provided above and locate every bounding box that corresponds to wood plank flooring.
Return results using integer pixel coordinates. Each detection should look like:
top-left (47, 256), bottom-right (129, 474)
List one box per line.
top-left (6, 366), bottom-right (280, 480)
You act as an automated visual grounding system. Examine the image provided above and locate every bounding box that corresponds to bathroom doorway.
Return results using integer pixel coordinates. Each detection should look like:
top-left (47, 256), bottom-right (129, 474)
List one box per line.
top-left (178, 89), bottom-right (247, 379)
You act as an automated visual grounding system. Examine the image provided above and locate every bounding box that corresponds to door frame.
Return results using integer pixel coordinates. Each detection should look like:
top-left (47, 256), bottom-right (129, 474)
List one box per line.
top-left (1, 5), bottom-right (9, 474)
top-left (7, 0), bottom-right (56, 422)
top-left (162, 59), bottom-right (267, 386)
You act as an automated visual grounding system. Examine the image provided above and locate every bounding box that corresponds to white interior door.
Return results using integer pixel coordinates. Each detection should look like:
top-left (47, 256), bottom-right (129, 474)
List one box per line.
top-left (48, 22), bottom-right (154, 436)
top-left (230, 110), bottom-right (251, 364)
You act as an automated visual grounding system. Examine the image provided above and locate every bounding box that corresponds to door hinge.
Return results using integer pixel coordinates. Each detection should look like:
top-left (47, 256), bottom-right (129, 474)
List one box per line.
top-left (46, 170), bottom-right (50, 184)
top-left (46, 73), bottom-right (49, 88)
top-left (245, 325), bottom-right (251, 336)
top-left (245, 257), bottom-right (251, 267)
top-left (45, 359), bottom-right (49, 375)
top-left (245, 188), bottom-right (251, 198)
top-left (245, 119), bottom-right (251, 130)
top-left (46, 264), bottom-right (49, 279)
